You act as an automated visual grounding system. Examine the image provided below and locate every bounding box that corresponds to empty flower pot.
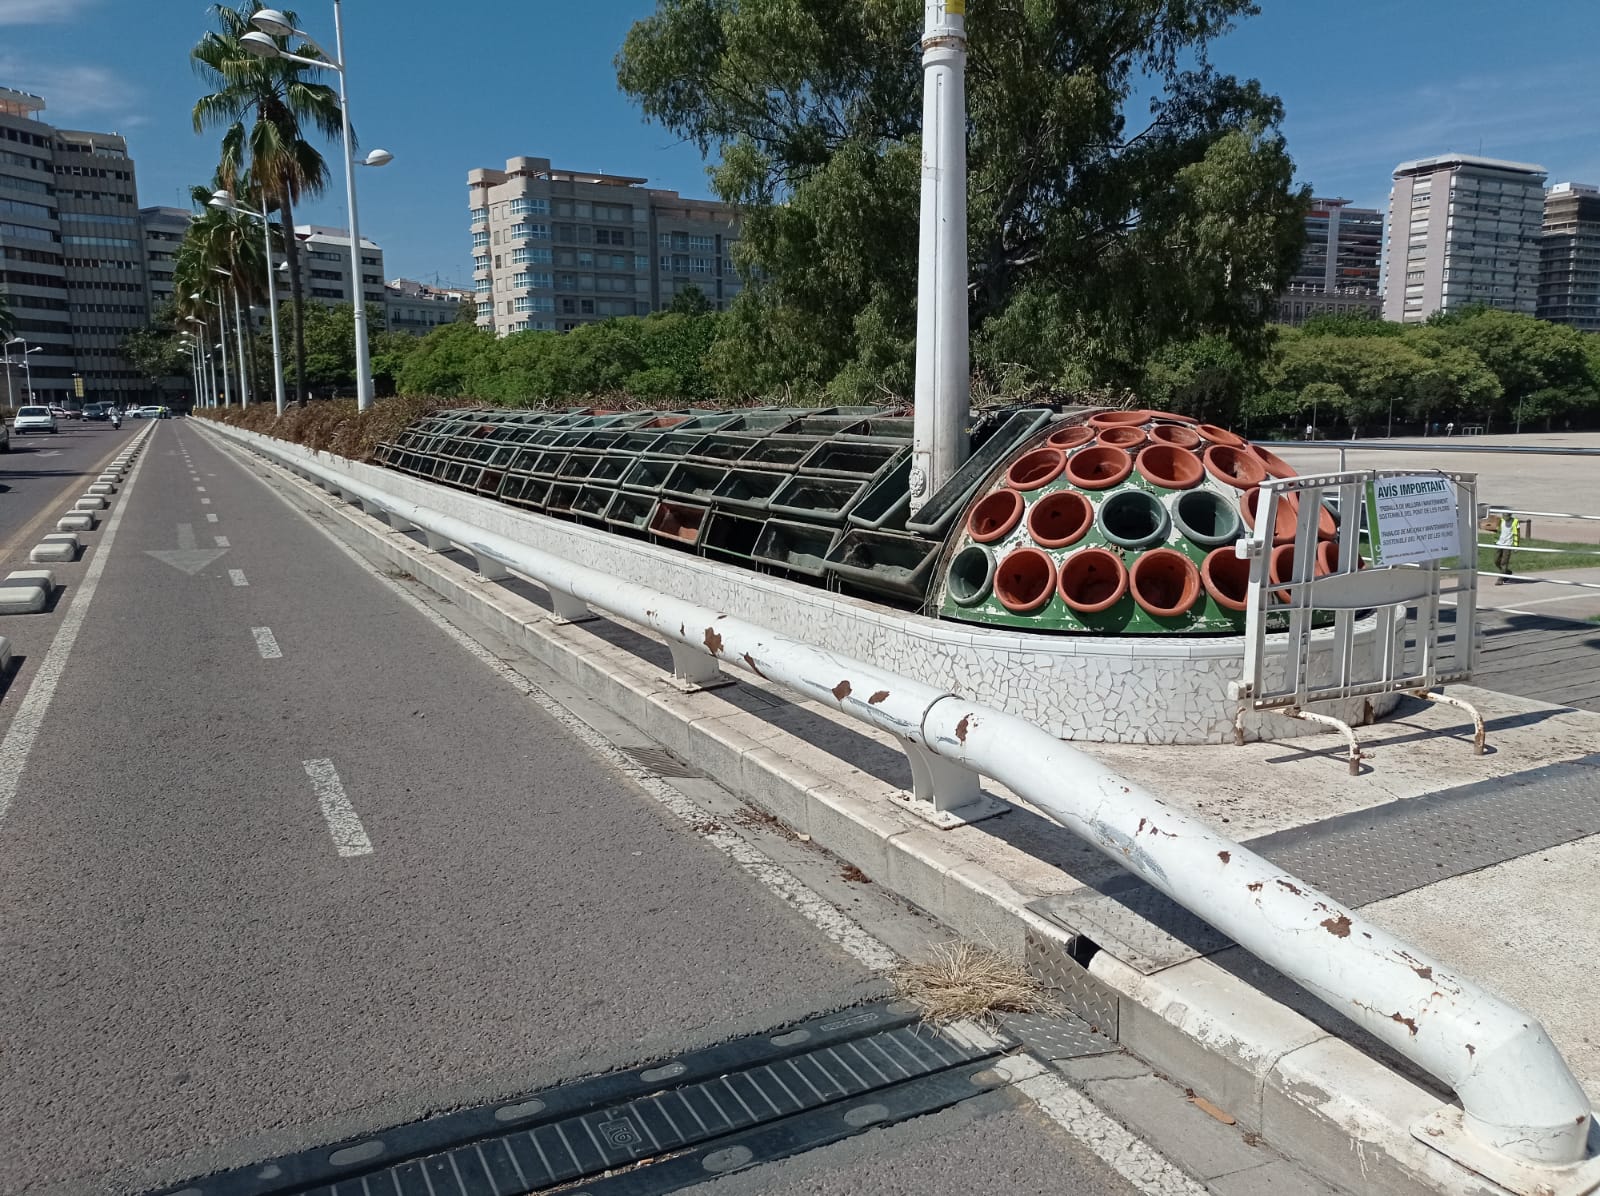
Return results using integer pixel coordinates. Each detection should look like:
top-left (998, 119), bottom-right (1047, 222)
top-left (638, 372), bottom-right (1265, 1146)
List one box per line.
top-left (1097, 487), bottom-right (1172, 550)
top-left (1239, 485), bottom-right (1299, 545)
top-left (1201, 546), bottom-right (1252, 612)
top-left (1130, 548), bottom-right (1202, 618)
top-left (1249, 444), bottom-right (1298, 480)
top-left (1135, 443), bottom-right (1204, 490)
top-left (1063, 445), bottom-right (1134, 491)
top-left (1172, 487), bottom-right (1243, 547)
top-left (1268, 540), bottom-right (1335, 602)
top-left (1146, 410), bottom-right (1198, 425)
top-left (1005, 446), bottom-right (1067, 491)
top-left (1046, 424), bottom-right (1095, 450)
top-left (1088, 409), bottom-right (1152, 429)
top-left (1149, 423), bottom-right (1202, 450)
top-left (1204, 444), bottom-right (1268, 490)
top-left (947, 544), bottom-right (996, 607)
top-left (993, 547), bottom-right (1057, 614)
top-left (649, 500), bottom-right (707, 546)
top-left (1196, 423), bottom-right (1247, 448)
top-left (1097, 425), bottom-right (1148, 450)
top-left (1057, 547), bottom-right (1128, 614)
top-left (1026, 490), bottom-right (1094, 549)
top-left (968, 487), bottom-right (1025, 543)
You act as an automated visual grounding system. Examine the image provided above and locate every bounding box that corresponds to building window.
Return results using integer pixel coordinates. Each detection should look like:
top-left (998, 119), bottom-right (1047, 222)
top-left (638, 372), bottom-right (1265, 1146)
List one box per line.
top-left (474, 255), bottom-right (490, 272)
top-left (475, 278), bottom-right (491, 292)
top-left (361, 255), bottom-right (380, 266)
top-left (476, 301), bottom-right (492, 318)
top-left (471, 231), bottom-right (489, 249)
top-left (691, 257), bottom-right (711, 273)
top-left (512, 246), bottom-right (552, 264)
top-left (509, 222), bottom-right (550, 241)
top-left (688, 234), bottom-right (714, 252)
top-left (635, 255), bottom-right (649, 271)
top-left (580, 298), bottom-right (594, 314)
top-left (509, 197), bottom-right (549, 216)
top-left (471, 206), bottom-right (488, 224)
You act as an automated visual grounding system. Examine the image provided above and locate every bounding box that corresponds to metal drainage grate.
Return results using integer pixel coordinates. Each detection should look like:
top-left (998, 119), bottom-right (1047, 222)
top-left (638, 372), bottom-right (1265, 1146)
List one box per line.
top-left (618, 746), bottom-right (703, 779)
top-left (151, 1002), bottom-right (1009, 1196)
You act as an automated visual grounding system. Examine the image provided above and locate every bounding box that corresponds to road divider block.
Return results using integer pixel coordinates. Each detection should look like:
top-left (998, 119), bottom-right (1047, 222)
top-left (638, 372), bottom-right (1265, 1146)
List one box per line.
top-left (0, 570), bottom-right (53, 614)
top-left (88, 483), bottom-right (116, 495)
top-left (57, 513), bottom-right (95, 532)
top-left (74, 497), bottom-right (107, 511)
top-left (29, 540), bottom-right (76, 564)
top-left (0, 635), bottom-right (11, 671)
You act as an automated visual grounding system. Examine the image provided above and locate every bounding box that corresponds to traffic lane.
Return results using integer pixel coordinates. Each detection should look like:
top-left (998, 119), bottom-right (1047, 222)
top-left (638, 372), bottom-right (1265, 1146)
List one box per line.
top-left (683, 1090), bottom-right (1142, 1196)
top-left (0, 416), bottom-right (131, 551)
top-left (0, 422), bottom-right (875, 1195)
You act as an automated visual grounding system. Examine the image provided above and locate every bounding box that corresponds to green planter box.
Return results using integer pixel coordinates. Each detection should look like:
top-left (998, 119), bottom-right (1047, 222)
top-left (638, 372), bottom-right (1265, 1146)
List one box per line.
top-left (662, 462), bottom-right (728, 502)
top-left (700, 508), bottom-right (766, 565)
top-left (800, 439), bottom-right (905, 480)
top-left (710, 468), bottom-right (786, 513)
top-left (905, 408), bottom-right (1052, 538)
top-left (752, 518), bottom-right (838, 579)
top-left (603, 490), bottom-right (656, 534)
top-left (768, 474), bottom-right (869, 525)
top-left (825, 528), bottom-right (941, 601)
top-left (847, 457), bottom-right (913, 531)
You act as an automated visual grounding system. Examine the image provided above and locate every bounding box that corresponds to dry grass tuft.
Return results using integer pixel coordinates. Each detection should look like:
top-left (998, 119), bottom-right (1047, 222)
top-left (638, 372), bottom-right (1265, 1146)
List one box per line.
top-left (891, 941), bottom-right (1057, 1024)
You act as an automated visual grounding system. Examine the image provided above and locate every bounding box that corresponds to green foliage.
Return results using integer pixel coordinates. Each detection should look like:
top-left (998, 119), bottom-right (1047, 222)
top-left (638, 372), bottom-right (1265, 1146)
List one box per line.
top-left (618, 0), bottom-right (1307, 398)
top-left (121, 306), bottom-right (195, 397)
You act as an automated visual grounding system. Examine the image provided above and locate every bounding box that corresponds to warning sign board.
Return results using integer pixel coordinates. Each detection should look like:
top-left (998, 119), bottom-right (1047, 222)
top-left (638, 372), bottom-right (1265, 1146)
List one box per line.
top-left (1365, 474), bottom-right (1460, 566)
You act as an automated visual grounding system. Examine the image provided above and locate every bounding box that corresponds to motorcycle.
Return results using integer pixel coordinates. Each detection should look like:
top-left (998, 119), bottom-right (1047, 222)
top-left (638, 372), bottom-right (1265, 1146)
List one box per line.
top-left (110, 412), bottom-right (121, 430)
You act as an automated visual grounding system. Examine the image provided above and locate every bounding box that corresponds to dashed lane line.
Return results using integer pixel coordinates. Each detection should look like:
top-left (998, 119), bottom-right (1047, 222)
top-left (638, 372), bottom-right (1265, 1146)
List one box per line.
top-left (301, 758), bottom-right (373, 858)
top-left (251, 626), bottom-right (282, 659)
top-left (229, 569), bottom-right (248, 587)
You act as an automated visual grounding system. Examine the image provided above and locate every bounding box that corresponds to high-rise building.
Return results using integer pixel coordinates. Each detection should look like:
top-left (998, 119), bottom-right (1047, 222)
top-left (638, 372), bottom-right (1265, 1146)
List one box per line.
top-left (1383, 153), bottom-right (1546, 323)
top-left (1272, 197), bottom-right (1383, 325)
top-left (1538, 182), bottom-right (1600, 332)
top-left (140, 205), bottom-right (190, 313)
top-left (467, 156), bottom-right (741, 336)
top-left (2, 85), bottom-right (154, 407)
top-left (291, 224), bottom-right (385, 308)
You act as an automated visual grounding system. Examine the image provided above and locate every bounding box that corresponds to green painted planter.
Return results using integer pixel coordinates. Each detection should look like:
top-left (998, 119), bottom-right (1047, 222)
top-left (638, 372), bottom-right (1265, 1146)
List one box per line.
top-left (603, 490), bottom-right (656, 534)
top-left (711, 468), bottom-right (786, 513)
top-left (767, 475), bottom-right (868, 525)
top-left (800, 439), bottom-right (905, 480)
top-left (848, 456), bottom-right (914, 532)
top-left (825, 528), bottom-right (942, 602)
top-left (663, 462), bottom-right (728, 503)
top-left (752, 519), bottom-right (837, 579)
top-left (700, 508), bottom-right (766, 565)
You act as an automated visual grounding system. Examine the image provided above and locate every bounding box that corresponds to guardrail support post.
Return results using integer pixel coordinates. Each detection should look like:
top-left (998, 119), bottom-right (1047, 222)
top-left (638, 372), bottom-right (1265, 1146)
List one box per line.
top-left (422, 530), bottom-right (452, 552)
top-left (668, 642), bottom-right (733, 692)
top-left (547, 586), bottom-right (595, 625)
top-left (471, 551), bottom-right (510, 582)
top-left (893, 741), bottom-right (1007, 829)
top-left (387, 514), bottom-right (416, 534)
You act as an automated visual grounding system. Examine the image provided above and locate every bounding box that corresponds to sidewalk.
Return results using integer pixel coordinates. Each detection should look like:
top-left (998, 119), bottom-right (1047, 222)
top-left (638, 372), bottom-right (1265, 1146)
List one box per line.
top-left (1471, 564), bottom-right (1600, 621)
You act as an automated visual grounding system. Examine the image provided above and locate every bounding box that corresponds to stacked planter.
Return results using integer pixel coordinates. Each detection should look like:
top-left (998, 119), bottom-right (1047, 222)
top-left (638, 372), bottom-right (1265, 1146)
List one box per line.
top-left (935, 410), bottom-right (1342, 635)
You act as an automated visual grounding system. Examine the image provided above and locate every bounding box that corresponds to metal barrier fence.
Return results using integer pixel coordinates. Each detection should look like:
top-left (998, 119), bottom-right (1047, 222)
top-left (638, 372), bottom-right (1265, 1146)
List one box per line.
top-left (204, 419), bottom-right (1595, 1173)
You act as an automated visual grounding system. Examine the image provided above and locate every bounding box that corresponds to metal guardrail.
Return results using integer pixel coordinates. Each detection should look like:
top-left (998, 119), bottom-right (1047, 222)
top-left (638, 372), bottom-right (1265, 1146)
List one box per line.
top-left (209, 421), bottom-right (1594, 1172)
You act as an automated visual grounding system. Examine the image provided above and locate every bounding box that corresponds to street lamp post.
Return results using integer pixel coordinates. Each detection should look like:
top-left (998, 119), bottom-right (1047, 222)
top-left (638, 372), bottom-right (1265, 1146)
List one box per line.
top-left (185, 316), bottom-right (214, 406)
top-left (190, 298), bottom-right (231, 407)
top-left (5, 337), bottom-right (37, 403)
top-left (210, 189), bottom-right (287, 415)
top-left (214, 267), bottom-right (251, 408)
top-left (242, 6), bottom-right (393, 412)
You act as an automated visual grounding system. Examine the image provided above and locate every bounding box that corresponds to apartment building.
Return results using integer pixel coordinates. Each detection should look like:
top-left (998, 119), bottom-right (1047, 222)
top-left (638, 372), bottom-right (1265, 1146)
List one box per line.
top-left (1272, 197), bottom-right (1383, 325)
top-left (140, 204), bottom-right (190, 313)
top-left (1538, 182), bottom-right (1600, 332)
top-left (1383, 154), bottom-right (1546, 323)
top-left (466, 156), bottom-right (740, 336)
top-left (291, 224), bottom-right (385, 308)
top-left (385, 277), bottom-right (468, 334)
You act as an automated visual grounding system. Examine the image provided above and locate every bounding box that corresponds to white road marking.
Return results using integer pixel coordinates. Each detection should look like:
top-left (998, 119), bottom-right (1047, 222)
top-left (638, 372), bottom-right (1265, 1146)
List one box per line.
top-left (251, 626), bottom-right (282, 659)
top-left (229, 569), bottom-right (248, 587)
top-left (301, 758), bottom-right (373, 858)
top-left (206, 514), bottom-right (219, 523)
top-left (196, 486), bottom-right (206, 492)
top-left (214, 536), bottom-right (231, 547)
top-left (200, 498), bottom-right (211, 505)
top-left (0, 437), bottom-right (149, 827)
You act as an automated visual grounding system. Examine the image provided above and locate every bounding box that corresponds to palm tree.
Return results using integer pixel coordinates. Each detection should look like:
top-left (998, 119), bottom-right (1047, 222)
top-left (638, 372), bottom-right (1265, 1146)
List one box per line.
top-left (175, 173), bottom-right (268, 404)
top-left (192, 2), bottom-right (343, 405)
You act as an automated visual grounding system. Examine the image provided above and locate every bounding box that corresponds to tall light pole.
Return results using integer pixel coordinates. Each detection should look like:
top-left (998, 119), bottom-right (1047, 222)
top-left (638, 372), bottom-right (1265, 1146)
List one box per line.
top-left (909, 0), bottom-right (970, 513)
top-left (191, 296), bottom-right (231, 407)
top-left (185, 316), bottom-right (214, 406)
top-left (214, 267), bottom-right (251, 408)
top-left (210, 189), bottom-right (287, 415)
top-left (5, 337), bottom-right (37, 403)
top-left (242, 7), bottom-right (393, 412)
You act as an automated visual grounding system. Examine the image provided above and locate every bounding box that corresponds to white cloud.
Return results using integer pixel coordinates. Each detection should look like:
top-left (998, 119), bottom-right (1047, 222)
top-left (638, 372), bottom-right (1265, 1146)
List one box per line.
top-left (0, 0), bottom-right (97, 25)
top-left (0, 56), bottom-right (144, 130)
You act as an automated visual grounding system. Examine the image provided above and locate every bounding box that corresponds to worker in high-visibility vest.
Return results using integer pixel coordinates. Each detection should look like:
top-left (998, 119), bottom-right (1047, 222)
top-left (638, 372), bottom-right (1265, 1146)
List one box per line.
top-left (1492, 511), bottom-right (1520, 584)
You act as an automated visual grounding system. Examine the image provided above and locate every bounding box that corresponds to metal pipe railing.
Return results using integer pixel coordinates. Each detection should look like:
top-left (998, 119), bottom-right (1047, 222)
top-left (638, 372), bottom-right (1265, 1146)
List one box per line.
top-left (210, 423), bottom-right (1594, 1170)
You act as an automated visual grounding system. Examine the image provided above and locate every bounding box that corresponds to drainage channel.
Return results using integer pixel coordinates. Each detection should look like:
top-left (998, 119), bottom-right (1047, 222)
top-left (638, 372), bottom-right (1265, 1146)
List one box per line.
top-left (152, 1001), bottom-right (1014, 1196)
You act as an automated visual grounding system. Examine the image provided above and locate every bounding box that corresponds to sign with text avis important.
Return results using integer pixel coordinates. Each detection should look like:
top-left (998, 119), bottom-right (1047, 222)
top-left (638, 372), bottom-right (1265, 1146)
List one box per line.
top-left (1365, 474), bottom-right (1460, 566)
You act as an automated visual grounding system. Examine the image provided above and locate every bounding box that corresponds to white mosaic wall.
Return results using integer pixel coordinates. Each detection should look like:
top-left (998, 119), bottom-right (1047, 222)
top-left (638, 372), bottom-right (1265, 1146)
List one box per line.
top-left (234, 429), bottom-right (1399, 745)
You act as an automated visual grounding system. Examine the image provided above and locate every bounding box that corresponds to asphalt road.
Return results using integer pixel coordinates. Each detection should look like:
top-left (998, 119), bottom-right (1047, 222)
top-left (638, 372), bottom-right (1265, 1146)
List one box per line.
top-left (0, 421), bottom-right (1168, 1196)
top-left (0, 414), bottom-right (133, 562)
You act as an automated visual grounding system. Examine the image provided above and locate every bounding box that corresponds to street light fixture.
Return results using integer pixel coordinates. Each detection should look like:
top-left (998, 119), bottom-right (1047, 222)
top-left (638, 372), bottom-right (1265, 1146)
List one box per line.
top-left (242, 3), bottom-right (392, 412)
top-left (211, 188), bottom-right (288, 416)
top-left (5, 337), bottom-right (38, 403)
top-left (184, 316), bottom-right (217, 407)
top-left (213, 266), bottom-right (251, 409)
top-left (190, 293), bottom-right (232, 408)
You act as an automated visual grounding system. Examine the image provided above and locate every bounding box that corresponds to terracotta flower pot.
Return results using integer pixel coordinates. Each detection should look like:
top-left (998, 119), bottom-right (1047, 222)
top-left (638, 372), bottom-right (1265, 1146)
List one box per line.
top-left (1057, 547), bottom-right (1128, 614)
top-left (967, 487), bottom-right (1024, 543)
top-left (1027, 490), bottom-right (1094, 549)
top-left (1249, 443), bottom-right (1297, 480)
top-left (1239, 485), bottom-right (1299, 545)
top-left (1204, 444), bottom-right (1268, 490)
top-left (1046, 423), bottom-right (1095, 450)
top-left (1269, 540), bottom-right (1336, 603)
top-left (1201, 547), bottom-right (1252, 612)
top-left (1146, 410), bottom-right (1199, 424)
top-left (1088, 409), bottom-right (1153, 430)
top-left (1135, 443), bottom-right (1204, 490)
top-left (1149, 423), bottom-right (1202, 450)
top-left (1005, 446), bottom-right (1066, 491)
top-left (1097, 425), bottom-right (1148, 450)
top-left (1063, 445), bottom-right (1133, 490)
top-left (1129, 548), bottom-right (1202, 618)
top-left (1196, 423), bottom-right (1247, 448)
top-left (947, 544), bottom-right (996, 607)
top-left (993, 547), bottom-right (1058, 614)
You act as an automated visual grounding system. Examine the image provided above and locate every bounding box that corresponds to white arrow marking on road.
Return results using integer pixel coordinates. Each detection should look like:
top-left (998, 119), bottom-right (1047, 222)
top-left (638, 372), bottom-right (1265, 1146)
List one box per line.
top-left (146, 521), bottom-right (228, 575)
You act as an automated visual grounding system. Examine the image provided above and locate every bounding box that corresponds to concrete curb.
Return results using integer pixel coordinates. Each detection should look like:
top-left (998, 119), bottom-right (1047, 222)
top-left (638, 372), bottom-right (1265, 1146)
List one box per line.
top-left (205, 424), bottom-right (1545, 1196)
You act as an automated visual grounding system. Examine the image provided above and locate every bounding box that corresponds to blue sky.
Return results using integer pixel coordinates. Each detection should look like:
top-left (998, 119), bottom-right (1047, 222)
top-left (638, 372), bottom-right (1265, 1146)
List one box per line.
top-left (5, 0), bottom-right (1600, 285)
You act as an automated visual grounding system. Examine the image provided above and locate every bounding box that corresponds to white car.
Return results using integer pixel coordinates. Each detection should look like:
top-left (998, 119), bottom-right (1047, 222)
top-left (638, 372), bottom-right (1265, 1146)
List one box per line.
top-left (12, 405), bottom-right (57, 434)
top-left (138, 405), bottom-right (164, 419)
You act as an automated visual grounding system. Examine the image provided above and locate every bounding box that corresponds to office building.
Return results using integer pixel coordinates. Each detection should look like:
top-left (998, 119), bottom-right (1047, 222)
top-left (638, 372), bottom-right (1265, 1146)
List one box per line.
top-left (140, 204), bottom-right (190, 313)
top-left (466, 156), bottom-right (741, 336)
top-left (1383, 154), bottom-right (1546, 323)
top-left (384, 277), bottom-right (469, 334)
top-left (1272, 197), bottom-right (1383, 325)
top-left (1538, 182), bottom-right (1600, 332)
top-left (291, 224), bottom-right (385, 308)
top-left (1, 85), bottom-right (151, 407)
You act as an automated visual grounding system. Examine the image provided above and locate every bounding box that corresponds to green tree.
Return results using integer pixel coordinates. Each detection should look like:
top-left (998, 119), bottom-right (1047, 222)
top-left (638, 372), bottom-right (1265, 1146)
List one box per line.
top-left (1417, 307), bottom-right (1594, 428)
top-left (122, 304), bottom-right (197, 405)
top-left (667, 285), bottom-right (712, 316)
top-left (173, 175), bottom-right (269, 402)
top-left (396, 322), bottom-right (499, 399)
top-left (1141, 334), bottom-right (1258, 426)
top-left (618, 0), bottom-right (1307, 397)
top-left (193, 2), bottom-right (345, 405)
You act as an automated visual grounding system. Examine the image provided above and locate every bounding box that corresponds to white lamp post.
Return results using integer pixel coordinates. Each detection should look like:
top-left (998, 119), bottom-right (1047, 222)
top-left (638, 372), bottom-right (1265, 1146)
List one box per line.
top-left (184, 316), bottom-right (217, 406)
top-left (190, 296), bottom-right (231, 407)
top-left (5, 337), bottom-right (38, 403)
top-left (909, 0), bottom-right (970, 512)
top-left (242, 6), bottom-right (393, 412)
top-left (213, 267), bottom-right (251, 408)
top-left (210, 189), bottom-right (287, 415)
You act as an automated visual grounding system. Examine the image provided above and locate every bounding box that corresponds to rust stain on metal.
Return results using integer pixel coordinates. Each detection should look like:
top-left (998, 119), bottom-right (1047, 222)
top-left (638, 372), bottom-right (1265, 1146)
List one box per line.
top-left (1275, 879), bottom-right (1304, 896)
top-left (955, 715), bottom-right (970, 743)
top-left (742, 653), bottom-right (767, 680)
top-left (704, 627), bottom-right (724, 655)
top-left (832, 679), bottom-right (852, 702)
top-left (1390, 1012), bottom-right (1419, 1036)
top-left (1413, 965), bottom-right (1433, 980)
top-left (1137, 817), bottom-right (1147, 835)
top-left (868, 690), bottom-right (890, 705)
top-left (1321, 915), bottom-right (1352, 938)
top-left (1247, 882), bottom-right (1263, 892)
top-left (1217, 851), bottom-right (1231, 865)
top-left (1466, 1044), bottom-right (1476, 1058)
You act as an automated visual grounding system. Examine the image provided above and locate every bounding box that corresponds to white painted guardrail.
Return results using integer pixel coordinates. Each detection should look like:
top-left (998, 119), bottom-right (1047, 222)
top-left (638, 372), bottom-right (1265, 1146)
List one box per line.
top-left (214, 422), bottom-right (1592, 1173)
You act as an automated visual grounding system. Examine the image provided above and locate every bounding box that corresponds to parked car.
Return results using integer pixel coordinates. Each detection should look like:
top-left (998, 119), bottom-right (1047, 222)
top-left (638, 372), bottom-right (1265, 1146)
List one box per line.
top-left (82, 403), bottom-right (109, 421)
top-left (13, 405), bottom-right (57, 434)
top-left (48, 405), bottom-right (69, 421)
top-left (138, 405), bottom-right (165, 419)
